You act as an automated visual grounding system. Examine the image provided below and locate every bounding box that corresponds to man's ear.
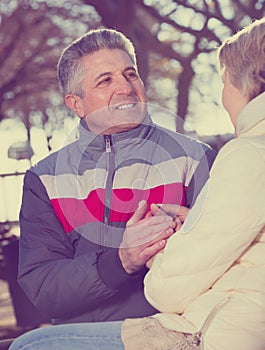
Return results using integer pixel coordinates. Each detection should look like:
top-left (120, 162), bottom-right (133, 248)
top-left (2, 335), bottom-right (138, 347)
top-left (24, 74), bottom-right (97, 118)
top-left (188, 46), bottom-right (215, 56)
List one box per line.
top-left (65, 94), bottom-right (85, 118)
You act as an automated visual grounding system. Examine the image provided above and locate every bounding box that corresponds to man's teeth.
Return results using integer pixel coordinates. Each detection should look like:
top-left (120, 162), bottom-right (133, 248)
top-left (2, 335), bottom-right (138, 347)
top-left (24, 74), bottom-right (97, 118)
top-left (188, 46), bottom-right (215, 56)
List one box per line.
top-left (117, 103), bottom-right (134, 110)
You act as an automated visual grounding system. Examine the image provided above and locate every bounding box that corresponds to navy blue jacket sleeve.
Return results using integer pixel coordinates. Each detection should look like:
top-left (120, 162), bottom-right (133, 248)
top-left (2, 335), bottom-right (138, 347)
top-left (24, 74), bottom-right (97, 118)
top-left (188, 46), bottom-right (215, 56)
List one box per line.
top-left (18, 170), bottom-right (140, 320)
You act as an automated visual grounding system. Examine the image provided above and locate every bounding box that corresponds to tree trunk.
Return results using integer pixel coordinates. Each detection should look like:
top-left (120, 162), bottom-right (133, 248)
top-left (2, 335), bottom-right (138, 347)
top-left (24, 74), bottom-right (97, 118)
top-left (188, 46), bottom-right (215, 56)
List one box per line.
top-left (176, 60), bottom-right (194, 133)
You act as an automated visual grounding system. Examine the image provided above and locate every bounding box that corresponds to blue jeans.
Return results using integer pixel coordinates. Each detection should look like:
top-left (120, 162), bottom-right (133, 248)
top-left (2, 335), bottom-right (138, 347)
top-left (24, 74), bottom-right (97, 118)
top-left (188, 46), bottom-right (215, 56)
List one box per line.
top-left (9, 321), bottom-right (124, 350)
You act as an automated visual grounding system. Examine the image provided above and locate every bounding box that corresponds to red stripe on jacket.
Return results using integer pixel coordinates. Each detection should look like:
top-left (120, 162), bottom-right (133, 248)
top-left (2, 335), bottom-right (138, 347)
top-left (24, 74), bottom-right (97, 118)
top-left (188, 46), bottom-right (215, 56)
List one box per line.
top-left (51, 183), bottom-right (187, 233)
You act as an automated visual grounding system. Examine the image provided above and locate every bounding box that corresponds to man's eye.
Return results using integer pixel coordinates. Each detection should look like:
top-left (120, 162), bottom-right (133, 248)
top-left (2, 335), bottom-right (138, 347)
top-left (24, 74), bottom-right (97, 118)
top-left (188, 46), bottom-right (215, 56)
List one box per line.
top-left (97, 77), bottom-right (111, 86)
top-left (126, 72), bottom-right (138, 80)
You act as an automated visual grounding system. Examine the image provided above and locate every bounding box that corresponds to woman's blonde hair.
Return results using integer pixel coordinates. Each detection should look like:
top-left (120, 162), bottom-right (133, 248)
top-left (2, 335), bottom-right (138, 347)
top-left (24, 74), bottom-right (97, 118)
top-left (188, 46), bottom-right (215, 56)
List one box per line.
top-left (218, 17), bottom-right (265, 101)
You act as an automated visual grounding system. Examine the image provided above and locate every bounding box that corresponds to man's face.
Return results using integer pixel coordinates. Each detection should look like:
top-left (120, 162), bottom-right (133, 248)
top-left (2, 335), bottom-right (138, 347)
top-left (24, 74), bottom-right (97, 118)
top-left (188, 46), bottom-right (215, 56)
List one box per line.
top-left (67, 49), bottom-right (147, 134)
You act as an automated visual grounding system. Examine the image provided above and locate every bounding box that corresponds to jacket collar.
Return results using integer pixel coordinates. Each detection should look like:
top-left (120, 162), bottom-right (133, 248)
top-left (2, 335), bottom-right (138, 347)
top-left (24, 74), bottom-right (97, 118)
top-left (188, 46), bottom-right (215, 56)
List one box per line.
top-left (78, 114), bottom-right (154, 153)
top-left (236, 92), bottom-right (265, 137)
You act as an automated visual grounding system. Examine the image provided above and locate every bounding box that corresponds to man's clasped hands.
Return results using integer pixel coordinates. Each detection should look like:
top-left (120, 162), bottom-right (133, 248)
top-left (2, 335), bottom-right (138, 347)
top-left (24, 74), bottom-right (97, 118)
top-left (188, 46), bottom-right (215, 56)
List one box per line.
top-left (119, 201), bottom-right (189, 274)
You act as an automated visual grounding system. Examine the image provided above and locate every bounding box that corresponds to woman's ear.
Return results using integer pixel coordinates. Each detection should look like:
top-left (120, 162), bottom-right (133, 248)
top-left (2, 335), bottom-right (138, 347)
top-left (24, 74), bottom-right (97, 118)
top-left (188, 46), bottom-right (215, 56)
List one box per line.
top-left (65, 94), bottom-right (85, 118)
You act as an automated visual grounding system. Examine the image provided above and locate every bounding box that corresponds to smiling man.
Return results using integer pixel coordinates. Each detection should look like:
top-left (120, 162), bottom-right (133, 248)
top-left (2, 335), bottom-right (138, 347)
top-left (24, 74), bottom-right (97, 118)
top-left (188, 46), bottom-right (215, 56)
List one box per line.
top-left (65, 48), bottom-right (147, 134)
top-left (18, 29), bottom-right (216, 325)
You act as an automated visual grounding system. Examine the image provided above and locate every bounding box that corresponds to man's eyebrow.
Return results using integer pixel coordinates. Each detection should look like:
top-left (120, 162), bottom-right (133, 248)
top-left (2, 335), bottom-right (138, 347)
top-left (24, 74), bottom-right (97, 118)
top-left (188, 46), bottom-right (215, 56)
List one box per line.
top-left (95, 66), bottom-right (137, 83)
top-left (95, 72), bottom-right (112, 83)
top-left (124, 66), bottom-right (137, 73)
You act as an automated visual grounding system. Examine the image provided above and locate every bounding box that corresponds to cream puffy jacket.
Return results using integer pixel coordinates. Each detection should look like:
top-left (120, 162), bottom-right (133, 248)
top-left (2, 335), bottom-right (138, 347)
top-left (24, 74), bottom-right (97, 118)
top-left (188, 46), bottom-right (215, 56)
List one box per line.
top-left (144, 93), bottom-right (265, 350)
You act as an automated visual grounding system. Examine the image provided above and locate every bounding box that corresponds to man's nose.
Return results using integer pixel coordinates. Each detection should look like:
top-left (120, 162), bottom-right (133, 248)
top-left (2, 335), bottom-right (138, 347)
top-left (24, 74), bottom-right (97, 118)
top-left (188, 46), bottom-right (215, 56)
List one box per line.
top-left (115, 76), bottom-right (133, 95)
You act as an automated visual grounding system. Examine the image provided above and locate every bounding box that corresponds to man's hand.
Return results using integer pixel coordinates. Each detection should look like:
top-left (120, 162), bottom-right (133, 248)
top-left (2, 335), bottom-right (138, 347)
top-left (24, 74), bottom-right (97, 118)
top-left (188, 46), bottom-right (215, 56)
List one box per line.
top-left (145, 204), bottom-right (190, 269)
top-left (150, 203), bottom-right (189, 225)
top-left (119, 201), bottom-right (175, 274)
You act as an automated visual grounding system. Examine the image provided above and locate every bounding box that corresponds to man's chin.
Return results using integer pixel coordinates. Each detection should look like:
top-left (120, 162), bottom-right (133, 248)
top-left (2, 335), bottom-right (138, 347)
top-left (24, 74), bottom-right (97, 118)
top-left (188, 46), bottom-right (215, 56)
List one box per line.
top-left (103, 121), bottom-right (141, 134)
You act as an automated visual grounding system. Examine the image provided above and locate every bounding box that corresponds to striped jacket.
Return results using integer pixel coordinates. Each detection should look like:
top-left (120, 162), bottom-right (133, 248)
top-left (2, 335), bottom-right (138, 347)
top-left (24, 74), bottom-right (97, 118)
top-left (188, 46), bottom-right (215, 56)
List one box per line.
top-left (18, 115), bottom-right (215, 324)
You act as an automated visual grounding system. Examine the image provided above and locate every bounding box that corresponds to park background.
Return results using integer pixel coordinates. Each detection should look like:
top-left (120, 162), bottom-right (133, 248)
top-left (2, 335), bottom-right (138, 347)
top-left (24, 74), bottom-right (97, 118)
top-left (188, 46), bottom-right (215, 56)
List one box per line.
top-left (0, 0), bottom-right (264, 344)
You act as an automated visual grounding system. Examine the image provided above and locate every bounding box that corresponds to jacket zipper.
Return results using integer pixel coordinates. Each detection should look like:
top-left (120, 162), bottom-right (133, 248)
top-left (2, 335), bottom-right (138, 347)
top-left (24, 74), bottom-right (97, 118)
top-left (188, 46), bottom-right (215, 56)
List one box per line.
top-left (190, 296), bottom-right (230, 349)
top-left (102, 135), bottom-right (114, 248)
top-left (105, 135), bottom-right (111, 153)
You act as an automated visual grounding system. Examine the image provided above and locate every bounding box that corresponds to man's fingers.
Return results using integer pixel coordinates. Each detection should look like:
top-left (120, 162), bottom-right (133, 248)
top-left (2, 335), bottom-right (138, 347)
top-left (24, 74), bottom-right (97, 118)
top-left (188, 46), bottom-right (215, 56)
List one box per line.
top-left (119, 239), bottom-right (166, 274)
top-left (129, 213), bottom-right (173, 232)
top-left (154, 204), bottom-right (189, 223)
top-left (145, 245), bottom-right (165, 269)
top-left (121, 218), bottom-right (174, 248)
top-left (149, 203), bottom-right (161, 216)
top-left (127, 200), bottom-right (147, 226)
top-left (140, 239), bottom-right (166, 262)
top-left (175, 219), bottom-right (183, 232)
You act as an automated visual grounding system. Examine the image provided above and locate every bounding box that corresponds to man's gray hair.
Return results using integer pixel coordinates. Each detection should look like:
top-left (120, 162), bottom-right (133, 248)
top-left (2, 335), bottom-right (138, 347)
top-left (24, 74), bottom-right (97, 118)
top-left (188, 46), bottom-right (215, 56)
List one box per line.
top-left (57, 29), bottom-right (137, 96)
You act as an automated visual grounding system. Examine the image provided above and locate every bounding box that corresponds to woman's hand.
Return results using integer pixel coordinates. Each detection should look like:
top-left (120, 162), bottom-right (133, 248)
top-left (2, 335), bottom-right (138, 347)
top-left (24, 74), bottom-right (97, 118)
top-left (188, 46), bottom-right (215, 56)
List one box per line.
top-left (145, 204), bottom-right (190, 269)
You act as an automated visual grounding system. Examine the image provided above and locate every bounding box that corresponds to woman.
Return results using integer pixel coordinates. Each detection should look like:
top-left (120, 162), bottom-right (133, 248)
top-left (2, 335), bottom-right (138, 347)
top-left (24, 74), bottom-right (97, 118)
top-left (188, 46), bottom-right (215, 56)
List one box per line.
top-left (10, 17), bottom-right (265, 350)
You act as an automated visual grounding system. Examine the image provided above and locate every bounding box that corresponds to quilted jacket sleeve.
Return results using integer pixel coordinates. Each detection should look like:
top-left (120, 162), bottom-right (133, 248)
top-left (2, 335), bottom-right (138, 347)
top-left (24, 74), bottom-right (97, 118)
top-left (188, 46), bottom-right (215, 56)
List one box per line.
top-left (144, 139), bottom-right (265, 313)
top-left (18, 170), bottom-right (137, 319)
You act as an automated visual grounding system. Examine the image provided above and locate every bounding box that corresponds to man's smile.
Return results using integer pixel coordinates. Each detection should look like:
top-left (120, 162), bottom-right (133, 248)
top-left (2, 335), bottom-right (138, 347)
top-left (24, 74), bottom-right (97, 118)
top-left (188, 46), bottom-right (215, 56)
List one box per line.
top-left (115, 103), bottom-right (136, 110)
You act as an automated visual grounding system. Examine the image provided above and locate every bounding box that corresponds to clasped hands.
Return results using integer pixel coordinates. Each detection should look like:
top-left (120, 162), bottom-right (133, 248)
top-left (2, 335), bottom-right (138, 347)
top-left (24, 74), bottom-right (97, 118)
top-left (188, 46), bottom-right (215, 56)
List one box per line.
top-left (119, 201), bottom-right (189, 274)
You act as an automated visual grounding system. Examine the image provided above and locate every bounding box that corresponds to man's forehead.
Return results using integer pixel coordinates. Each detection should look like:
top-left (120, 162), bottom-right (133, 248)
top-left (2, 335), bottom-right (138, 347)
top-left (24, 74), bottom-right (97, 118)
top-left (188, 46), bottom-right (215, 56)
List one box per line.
top-left (81, 49), bottom-right (136, 76)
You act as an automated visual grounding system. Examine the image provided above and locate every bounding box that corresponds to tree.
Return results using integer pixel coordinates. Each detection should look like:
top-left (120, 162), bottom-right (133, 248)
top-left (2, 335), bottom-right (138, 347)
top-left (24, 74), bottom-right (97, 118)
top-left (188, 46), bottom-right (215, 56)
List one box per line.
top-left (0, 0), bottom-right (264, 144)
top-left (86, 0), bottom-right (264, 132)
top-left (0, 0), bottom-right (100, 148)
